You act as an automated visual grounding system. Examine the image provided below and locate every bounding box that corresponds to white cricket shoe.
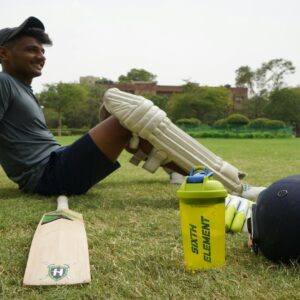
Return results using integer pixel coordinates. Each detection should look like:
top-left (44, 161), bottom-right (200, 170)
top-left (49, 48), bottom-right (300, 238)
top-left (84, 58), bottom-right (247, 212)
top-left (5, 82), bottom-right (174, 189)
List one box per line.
top-left (170, 172), bottom-right (186, 184)
top-left (240, 184), bottom-right (266, 201)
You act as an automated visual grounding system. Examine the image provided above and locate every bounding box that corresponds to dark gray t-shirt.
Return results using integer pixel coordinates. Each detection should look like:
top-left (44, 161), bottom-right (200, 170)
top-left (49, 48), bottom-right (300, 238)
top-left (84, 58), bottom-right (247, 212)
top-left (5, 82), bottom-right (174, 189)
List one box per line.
top-left (0, 72), bottom-right (60, 191)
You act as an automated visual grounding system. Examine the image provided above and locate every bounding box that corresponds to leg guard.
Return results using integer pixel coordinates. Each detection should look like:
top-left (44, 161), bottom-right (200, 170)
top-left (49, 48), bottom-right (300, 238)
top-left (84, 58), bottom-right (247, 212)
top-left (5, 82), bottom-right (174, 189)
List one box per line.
top-left (102, 88), bottom-right (246, 194)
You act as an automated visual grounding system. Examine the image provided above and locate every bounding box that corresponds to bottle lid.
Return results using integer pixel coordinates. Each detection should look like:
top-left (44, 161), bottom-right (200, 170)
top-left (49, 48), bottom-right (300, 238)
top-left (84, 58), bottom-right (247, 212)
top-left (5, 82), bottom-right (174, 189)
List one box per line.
top-left (176, 166), bottom-right (227, 199)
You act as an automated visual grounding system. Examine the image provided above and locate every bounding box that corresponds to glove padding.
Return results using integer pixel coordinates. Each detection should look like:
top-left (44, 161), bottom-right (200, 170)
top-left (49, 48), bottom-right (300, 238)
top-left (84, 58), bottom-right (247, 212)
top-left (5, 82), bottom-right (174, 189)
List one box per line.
top-left (225, 194), bottom-right (254, 233)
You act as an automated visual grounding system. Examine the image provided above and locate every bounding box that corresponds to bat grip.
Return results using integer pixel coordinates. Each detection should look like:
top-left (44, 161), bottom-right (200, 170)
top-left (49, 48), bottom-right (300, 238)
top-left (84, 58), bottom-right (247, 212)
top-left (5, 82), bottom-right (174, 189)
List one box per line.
top-left (57, 196), bottom-right (69, 210)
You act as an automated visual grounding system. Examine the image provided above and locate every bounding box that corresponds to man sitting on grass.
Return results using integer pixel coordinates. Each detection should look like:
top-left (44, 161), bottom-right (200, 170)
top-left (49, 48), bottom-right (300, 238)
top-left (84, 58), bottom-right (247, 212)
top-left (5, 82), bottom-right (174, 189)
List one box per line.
top-left (0, 17), bottom-right (264, 199)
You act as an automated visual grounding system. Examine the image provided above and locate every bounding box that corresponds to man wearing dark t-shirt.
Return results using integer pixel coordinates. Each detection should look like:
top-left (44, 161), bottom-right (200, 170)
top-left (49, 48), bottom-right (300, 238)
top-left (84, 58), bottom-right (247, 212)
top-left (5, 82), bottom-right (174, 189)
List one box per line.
top-left (0, 17), bottom-right (137, 195)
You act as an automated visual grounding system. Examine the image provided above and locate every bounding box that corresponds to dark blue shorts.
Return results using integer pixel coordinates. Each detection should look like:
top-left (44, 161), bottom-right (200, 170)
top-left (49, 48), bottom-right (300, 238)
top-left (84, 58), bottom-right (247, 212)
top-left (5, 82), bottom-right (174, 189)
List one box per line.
top-left (34, 134), bottom-right (120, 196)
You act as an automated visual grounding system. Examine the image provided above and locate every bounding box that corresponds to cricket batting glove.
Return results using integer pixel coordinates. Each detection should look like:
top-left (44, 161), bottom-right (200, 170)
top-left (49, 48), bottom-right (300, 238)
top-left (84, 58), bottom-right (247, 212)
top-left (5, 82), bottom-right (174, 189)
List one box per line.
top-left (99, 88), bottom-right (246, 194)
top-left (225, 194), bottom-right (254, 233)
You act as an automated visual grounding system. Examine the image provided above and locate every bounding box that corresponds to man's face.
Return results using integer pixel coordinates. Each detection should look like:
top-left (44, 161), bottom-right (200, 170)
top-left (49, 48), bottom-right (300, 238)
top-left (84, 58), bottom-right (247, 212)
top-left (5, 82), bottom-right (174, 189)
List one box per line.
top-left (0, 36), bottom-right (46, 84)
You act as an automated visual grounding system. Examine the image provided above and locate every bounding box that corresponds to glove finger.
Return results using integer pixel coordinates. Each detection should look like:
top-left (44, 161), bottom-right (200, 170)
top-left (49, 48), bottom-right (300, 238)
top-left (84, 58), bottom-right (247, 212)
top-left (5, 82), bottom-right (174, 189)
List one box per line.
top-left (225, 196), bottom-right (241, 232)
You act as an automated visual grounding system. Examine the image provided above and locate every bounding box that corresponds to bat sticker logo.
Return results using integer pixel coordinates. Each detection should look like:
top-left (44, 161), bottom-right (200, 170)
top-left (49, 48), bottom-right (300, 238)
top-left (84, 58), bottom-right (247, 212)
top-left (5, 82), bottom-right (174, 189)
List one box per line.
top-left (41, 214), bottom-right (73, 225)
top-left (48, 264), bottom-right (70, 281)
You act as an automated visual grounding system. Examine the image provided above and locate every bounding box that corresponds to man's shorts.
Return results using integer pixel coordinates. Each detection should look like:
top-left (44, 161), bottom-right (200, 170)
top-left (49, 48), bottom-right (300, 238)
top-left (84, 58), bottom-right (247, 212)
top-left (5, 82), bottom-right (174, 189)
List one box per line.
top-left (34, 133), bottom-right (120, 196)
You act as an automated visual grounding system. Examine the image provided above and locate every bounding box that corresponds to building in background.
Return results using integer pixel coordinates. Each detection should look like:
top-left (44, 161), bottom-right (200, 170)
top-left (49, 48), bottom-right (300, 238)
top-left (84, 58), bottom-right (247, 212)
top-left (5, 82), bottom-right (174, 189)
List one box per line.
top-left (79, 77), bottom-right (248, 113)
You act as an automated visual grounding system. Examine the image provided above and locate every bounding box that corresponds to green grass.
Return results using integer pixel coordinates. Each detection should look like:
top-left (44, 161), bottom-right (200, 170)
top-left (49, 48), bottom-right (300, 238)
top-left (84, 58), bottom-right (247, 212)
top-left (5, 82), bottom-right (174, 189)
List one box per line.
top-left (1, 137), bottom-right (300, 299)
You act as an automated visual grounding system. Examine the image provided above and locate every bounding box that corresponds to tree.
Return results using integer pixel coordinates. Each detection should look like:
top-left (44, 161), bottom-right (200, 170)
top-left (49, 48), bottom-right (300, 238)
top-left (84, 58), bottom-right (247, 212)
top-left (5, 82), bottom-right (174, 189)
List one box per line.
top-left (245, 95), bottom-right (269, 119)
top-left (95, 77), bottom-right (114, 84)
top-left (235, 59), bottom-right (295, 96)
top-left (235, 65), bottom-right (269, 118)
top-left (167, 86), bottom-right (230, 124)
top-left (264, 88), bottom-right (300, 136)
top-left (118, 68), bottom-right (157, 83)
top-left (256, 59), bottom-right (296, 91)
top-left (39, 82), bottom-right (88, 136)
top-left (82, 84), bottom-right (106, 128)
top-left (235, 66), bottom-right (255, 95)
top-left (142, 94), bottom-right (170, 111)
top-left (235, 58), bottom-right (296, 118)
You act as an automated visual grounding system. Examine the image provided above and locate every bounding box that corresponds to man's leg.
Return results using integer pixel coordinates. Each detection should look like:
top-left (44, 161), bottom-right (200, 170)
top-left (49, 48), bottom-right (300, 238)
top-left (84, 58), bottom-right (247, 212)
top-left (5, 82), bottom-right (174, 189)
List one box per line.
top-left (34, 116), bottom-right (132, 196)
top-left (89, 116), bottom-right (132, 162)
top-left (99, 88), bottom-right (266, 199)
top-left (90, 115), bottom-right (187, 175)
top-left (35, 115), bottom-right (185, 196)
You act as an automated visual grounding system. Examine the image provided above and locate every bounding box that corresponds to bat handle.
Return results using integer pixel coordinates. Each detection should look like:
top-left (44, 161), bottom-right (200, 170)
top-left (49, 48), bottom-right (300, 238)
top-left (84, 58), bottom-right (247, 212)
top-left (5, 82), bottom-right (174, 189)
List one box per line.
top-left (57, 195), bottom-right (69, 210)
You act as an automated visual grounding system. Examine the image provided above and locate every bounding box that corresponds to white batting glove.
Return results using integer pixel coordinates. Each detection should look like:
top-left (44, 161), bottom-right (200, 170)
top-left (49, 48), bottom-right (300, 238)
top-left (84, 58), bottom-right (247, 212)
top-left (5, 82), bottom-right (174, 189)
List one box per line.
top-left (225, 194), bottom-right (254, 233)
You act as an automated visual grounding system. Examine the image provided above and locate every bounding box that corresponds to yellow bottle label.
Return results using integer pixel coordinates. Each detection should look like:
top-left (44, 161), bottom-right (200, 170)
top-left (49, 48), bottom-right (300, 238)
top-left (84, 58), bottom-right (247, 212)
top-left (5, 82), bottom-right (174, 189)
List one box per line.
top-left (179, 200), bottom-right (225, 270)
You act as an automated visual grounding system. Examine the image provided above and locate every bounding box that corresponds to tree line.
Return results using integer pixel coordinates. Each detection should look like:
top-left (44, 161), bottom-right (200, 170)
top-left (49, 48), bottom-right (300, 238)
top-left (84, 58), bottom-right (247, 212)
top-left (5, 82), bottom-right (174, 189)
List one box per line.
top-left (38, 59), bottom-right (300, 136)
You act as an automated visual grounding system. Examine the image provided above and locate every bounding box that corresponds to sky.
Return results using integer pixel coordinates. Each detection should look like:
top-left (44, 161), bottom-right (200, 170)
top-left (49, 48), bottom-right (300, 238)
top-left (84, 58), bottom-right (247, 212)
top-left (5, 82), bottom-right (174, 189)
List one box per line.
top-left (1, 0), bottom-right (300, 93)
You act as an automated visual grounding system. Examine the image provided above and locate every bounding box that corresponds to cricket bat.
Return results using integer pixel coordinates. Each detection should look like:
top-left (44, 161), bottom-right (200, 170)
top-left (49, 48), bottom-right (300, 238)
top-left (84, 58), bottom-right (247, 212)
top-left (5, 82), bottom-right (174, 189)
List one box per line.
top-left (23, 196), bottom-right (91, 285)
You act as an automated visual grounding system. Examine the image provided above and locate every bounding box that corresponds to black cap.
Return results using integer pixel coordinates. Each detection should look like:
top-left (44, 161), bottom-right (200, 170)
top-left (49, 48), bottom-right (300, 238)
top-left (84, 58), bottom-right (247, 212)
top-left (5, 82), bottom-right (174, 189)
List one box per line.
top-left (0, 17), bottom-right (44, 46)
top-left (252, 175), bottom-right (300, 263)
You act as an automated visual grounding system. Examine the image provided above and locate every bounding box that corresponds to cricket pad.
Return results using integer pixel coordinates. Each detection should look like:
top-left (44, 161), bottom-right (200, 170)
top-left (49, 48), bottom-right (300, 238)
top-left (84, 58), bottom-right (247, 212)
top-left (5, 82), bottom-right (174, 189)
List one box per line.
top-left (101, 88), bottom-right (246, 193)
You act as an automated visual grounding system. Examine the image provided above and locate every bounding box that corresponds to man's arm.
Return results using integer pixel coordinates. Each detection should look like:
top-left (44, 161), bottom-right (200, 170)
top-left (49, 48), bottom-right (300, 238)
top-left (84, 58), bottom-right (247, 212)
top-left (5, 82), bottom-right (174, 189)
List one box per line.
top-left (0, 76), bottom-right (12, 121)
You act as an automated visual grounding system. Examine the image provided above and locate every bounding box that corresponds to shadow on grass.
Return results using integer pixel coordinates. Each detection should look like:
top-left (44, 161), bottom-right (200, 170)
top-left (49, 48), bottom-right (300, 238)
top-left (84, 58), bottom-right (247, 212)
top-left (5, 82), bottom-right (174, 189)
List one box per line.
top-left (102, 177), bottom-right (170, 184)
top-left (0, 180), bottom-right (180, 211)
top-left (99, 179), bottom-right (175, 187)
top-left (0, 187), bottom-right (24, 199)
top-left (84, 180), bottom-right (180, 211)
top-left (0, 187), bottom-right (53, 202)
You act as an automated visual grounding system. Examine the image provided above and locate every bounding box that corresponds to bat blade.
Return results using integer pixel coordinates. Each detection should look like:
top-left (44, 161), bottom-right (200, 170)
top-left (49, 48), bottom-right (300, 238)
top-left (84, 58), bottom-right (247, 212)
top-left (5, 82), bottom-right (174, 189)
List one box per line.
top-left (23, 196), bottom-right (91, 286)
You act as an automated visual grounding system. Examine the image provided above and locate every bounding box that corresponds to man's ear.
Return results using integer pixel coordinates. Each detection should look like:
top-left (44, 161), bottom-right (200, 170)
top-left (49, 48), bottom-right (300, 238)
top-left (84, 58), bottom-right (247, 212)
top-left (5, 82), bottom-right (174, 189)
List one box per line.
top-left (0, 46), bottom-right (5, 63)
top-left (0, 46), bottom-right (9, 64)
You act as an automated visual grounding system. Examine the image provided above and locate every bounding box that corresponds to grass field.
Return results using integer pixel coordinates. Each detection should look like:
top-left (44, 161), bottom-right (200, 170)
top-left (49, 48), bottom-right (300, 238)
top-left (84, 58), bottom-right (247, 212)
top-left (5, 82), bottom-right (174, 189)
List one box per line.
top-left (1, 137), bottom-right (300, 299)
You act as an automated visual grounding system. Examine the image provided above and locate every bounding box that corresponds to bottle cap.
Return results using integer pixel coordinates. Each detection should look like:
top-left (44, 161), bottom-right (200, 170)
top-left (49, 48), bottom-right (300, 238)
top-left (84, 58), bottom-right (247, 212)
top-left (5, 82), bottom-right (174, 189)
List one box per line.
top-left (176, 166), bottom-right (227, 199)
